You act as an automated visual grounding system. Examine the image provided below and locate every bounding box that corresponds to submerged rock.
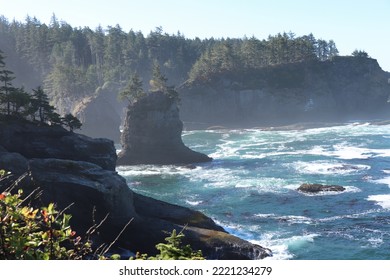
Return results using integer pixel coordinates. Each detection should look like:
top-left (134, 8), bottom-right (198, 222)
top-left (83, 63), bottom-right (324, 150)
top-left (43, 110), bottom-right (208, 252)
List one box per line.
top-left (117, 92), bottom-right (212, 165)
top-left (298, 183), bottom-right (346, 193)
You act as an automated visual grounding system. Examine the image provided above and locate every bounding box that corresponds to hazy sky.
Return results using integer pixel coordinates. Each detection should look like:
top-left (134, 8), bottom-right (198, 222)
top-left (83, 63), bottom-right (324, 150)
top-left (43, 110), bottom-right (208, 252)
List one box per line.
top-left (1, 0), bottom-right (389, 71)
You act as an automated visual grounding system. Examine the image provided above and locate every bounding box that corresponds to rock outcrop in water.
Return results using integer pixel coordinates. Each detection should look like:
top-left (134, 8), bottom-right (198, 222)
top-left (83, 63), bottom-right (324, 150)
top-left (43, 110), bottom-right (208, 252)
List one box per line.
top-left (117, 92), bottom-right (212, 165)
top-left (0, 119), bottom-right (268, 259)
top-left (298, 183), bottom-right (346, 193)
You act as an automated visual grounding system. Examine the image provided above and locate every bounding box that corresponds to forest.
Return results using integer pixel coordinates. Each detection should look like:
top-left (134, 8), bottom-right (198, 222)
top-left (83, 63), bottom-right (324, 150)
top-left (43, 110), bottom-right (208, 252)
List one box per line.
top-left (0, 14), bottom-right (340, 109)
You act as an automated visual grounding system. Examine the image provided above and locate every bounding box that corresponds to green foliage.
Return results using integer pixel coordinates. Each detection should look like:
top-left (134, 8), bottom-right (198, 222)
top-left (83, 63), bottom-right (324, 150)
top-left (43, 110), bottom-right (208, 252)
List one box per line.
top-left (352, 49), bottom-right (369, 58)
top-left (0, 187), bottom-right (92, 260)
top-left (119, 73), bottom-right (146, 104)
top-left (62, 113), bottom-right (82, 132)
top-left (0, 55), bottom-right (82, 129)
top-left (133, 229), bottom-right (204, 260)
top-left (0, 17), bottom-right (340, 102)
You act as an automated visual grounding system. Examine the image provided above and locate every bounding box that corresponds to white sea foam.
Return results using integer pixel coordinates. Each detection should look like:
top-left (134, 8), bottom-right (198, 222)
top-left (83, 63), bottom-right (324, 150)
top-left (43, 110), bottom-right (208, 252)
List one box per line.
top-left (253, 232), bottom-right (319, 260)
top-left (251, 232), bottom-right (293, 260)
top-left (234, 177), bottom-right (296, 194)
top-left (254, 214), bottom-right (313, 224)
top-left (185, 200), bottom-right (203, 206)
top-left (289, 160), bottom-right (370, 175)
top-left (371, 176), bottom-right (390, 188)
top-left (367, 194), bottom-right (390, 209)
top-left (365, 237), bottom-right (384, 248)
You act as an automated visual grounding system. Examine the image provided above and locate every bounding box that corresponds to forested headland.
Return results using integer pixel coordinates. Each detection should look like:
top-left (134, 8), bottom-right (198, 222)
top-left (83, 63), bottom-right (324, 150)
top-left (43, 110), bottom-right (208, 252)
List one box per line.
top-left (0, 14), bottom-right (341, 110)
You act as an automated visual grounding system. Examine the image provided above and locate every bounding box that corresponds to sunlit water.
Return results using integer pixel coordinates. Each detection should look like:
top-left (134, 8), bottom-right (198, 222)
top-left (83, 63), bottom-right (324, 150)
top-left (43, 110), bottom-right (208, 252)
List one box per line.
top-left (117, 122), bottom-right (390, 259)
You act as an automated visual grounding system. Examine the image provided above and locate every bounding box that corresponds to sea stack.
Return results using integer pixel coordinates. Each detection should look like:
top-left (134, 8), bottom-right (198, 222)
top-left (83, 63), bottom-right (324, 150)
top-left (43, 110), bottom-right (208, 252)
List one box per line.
top-left (117, 91), bottom-right (212, 165)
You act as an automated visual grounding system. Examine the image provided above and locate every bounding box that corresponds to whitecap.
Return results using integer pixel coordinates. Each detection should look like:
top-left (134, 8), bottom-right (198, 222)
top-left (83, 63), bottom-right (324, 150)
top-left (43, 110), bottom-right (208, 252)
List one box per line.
top-left (367, 194), bottom-right (390, 209)
top-left (331, 144), bottom-right (373, 160)
top-left (371, 176), bottom-right (390, 188)
top-left (185, 200), bottom-right (203, 206)
top-left (317, 209), bottom-right (383, 222)
top-left (288, 161), bottom-right (370, 175)
top-left (253, 232), bottom-right (319, 260)
top-left (365, 237), bottom-right (383, 248)
top-left (254, 213), bottom-right (313, 224)
top-left (286, 234), bottom-right (318, 250)
top-left (235, 177), bottom-right (293, 193)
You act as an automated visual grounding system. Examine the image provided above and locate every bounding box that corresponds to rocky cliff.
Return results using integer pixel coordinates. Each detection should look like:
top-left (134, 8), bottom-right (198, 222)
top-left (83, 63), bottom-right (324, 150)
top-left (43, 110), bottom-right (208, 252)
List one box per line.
top-left (72, 84), bottom-right (125, 143)
top-left (0, 119), bottom-right (269, 259)
top-left (179, 56), bottom-right (390, 129)
top-left (73, 56), bottom-right (390, 138)
top-left (117, 92), bottom-right (212, 165)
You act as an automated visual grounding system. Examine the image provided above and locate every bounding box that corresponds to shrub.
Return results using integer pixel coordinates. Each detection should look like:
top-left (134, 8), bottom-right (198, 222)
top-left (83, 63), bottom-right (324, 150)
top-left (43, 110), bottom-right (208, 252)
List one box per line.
top-left (0, 188), bottom-right (93, 260)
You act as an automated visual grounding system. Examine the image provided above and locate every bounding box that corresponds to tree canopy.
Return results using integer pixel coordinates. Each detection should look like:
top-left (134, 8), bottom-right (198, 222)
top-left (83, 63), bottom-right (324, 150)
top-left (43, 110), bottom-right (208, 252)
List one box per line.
top-left (0, 15), bottom-right (343, 106)
top-left (0, 49), bottom-right (81, 130)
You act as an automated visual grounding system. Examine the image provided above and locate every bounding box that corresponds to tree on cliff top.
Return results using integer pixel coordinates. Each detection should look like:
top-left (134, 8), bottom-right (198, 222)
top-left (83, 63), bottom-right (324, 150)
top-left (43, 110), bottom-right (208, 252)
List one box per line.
top-left (149, 62), bottom-right (179, 100)
top-left (352, 49), bottom-right (369, 58)
top-left (119, 72), bottom-right (146, 104)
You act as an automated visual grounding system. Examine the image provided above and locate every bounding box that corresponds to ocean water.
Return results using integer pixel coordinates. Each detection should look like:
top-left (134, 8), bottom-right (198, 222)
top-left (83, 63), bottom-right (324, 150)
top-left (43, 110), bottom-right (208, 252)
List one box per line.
top-left (117, 122), bottom-right (390, 260)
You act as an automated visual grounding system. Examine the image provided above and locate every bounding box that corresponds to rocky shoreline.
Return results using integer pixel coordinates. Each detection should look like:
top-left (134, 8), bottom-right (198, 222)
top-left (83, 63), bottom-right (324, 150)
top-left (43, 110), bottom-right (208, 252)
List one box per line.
top-left (0, 119), bottom-right (271, 259)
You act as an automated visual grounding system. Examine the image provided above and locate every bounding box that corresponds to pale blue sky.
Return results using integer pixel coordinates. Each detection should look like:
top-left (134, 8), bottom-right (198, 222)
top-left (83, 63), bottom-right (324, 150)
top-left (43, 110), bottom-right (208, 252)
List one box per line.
top-left (1, 0), bottom-right (389, 71)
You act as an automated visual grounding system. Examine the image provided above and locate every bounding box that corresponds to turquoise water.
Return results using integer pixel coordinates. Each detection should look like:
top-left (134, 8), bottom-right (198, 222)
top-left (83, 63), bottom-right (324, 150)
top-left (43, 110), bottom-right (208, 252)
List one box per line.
top-left (117, 122), bottom-right (390, 259)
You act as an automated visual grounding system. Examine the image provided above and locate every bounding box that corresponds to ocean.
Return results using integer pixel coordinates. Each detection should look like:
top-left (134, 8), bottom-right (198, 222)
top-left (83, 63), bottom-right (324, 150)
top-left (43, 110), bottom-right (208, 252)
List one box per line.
top-left (117, 122), bottom-right (390, 260)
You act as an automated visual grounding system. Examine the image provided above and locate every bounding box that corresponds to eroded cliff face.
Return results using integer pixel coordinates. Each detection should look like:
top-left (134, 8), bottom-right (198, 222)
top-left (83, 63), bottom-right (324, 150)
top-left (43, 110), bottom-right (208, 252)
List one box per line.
top-left (72, 86), bottom-right (125, 142)
top-left (179, 57), bottom-right (390, 129)
top-left (117, 92), bottom-right (212, 165)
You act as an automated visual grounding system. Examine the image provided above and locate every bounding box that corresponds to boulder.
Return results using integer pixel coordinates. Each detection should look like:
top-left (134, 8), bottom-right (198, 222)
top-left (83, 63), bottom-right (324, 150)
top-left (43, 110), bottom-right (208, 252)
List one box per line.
top-left (117, 92), bottom-right (212, 165)
top-left (298, 183), bottom-right (346, 193)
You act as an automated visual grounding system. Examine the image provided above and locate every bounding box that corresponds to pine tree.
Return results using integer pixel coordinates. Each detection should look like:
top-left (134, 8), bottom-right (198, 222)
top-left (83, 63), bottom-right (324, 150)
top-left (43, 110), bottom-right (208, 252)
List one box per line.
top-left (119, 73), bottom-right (145, 104)
top-left (0, 50), bottom-right (17, 115)
top-left (149, 61), bottom-right (168, 92)
top-left (62, 113), bottom-right (82, 132)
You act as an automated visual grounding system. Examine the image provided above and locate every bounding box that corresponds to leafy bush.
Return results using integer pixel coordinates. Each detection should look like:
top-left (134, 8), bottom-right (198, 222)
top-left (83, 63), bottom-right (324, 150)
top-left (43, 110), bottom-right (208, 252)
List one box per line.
top-left (0, 188), bottom-right (92, 260)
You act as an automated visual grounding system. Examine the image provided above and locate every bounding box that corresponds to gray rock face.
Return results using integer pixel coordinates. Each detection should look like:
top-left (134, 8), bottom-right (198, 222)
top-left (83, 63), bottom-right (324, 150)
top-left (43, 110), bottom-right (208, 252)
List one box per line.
top-left (72, 88), bottom-right (124, 142)
top-left (26, 158), bottom-right (137, 232)
top-left (0, 119), bottom-right (270, 259)
top-left (117, 92), bottom-right (212, 165)
top-left (0, 120), bottom-right (117, 171)
top-left (298, 183), bottom-right (346, 193)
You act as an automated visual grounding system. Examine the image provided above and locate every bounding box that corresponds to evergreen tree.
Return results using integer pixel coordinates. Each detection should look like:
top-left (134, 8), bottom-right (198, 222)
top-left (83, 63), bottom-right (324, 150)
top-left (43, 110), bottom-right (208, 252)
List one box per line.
top-left (0, 50), bottom-right (16, 115)
top-left (62, 113), bottom-right (82, 131)
top-left (30, 86), bottom-right (55, 123)
top-left (352, 49), bottom-right (369, 58)
top-left (119, 73), bottom-right (145, 104)
top-left (149, 62), bottom-right (168, 92)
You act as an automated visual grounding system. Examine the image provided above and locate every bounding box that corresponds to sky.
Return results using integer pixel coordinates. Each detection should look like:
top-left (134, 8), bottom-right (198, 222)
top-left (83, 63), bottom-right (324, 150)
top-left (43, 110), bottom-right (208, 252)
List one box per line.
top-left (1, 0), bottom-right (389, 71)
